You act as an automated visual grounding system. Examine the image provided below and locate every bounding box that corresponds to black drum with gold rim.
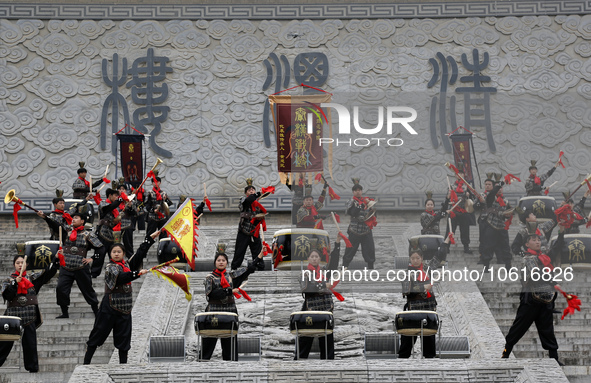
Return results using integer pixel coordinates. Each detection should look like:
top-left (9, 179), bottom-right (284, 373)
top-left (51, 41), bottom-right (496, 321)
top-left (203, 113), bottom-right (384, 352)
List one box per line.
top-left (395, 310), bottom-right (439, 336)
top-left (194, 312), bottom-right (239, 338)
top-left (25, 240), bottom-right (60, 271)
top-left (289, 311), bottom-right (334, 337)
top-left (272, 228), bottom-right (330, 270)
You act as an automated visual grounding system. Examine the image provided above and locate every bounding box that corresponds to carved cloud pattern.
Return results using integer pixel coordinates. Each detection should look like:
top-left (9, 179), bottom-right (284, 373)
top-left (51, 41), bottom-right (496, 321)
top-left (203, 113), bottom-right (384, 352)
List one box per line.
top-left (0, 16), bottom-right (590, 198)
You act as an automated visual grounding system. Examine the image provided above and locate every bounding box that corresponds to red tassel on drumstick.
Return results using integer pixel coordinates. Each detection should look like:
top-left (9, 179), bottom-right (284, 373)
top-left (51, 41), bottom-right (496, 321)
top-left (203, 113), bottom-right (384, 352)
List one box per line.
top-left (554, 285), bottom-right (581, 320)
top-left (557, 151), bottom-right (565, 169)
top-left (331, 212), bottom-right (352, 247)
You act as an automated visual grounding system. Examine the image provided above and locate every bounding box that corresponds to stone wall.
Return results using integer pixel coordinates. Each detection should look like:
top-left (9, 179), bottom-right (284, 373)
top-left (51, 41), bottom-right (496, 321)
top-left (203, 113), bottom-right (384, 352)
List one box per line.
top-left (1, 2), bottom-right (591, 212)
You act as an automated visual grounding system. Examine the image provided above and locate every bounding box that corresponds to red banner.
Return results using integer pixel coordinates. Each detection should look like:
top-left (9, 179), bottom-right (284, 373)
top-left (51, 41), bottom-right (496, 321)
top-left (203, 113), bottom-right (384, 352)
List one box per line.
top-left (118, 134), bottom-right (144, 188)
top-left (450, 133), bottom-right (474, 186)
top-left (270, 94), bottom-right (331, 174)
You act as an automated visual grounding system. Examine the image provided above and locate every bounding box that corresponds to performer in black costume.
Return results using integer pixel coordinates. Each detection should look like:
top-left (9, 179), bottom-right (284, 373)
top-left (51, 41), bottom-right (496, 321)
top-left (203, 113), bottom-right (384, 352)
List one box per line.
top-left (525, 160), bottom-right (559, 196)
top-left (342, 178), bottom-right (376, 269)
top-left (42, 212), bottom-right (103, 318)
top-left (38, 190), bottom-right (91, 240)
top-left (296, 241), bottom-right (342, 360)
top-left (93, 188), bottom-right (123, 277)
top-left (448, 168), bottom-right (475, 254)
top-left (72, 162), bottom-right (103, 199)
top-left (511, 211), bottom-right (556, 256)
top-left (83, 235), bottom-right (155, 365)
top-left (202, 244), bottom-right (264, 360)
top-left (502, 223), bottom-right (565, 365)
top-left (116, 179), bottom-right (137, 260)
top-left (420, 191), bottom-right (448, 235)
top-left (296, 183), bottom-right (328, 228)
top-left (231, 179), bottom-right (265, 271)
top-left (398, 236), bottom-right (450, 358)
top-left (561, 190), bottom-right (589, 234)
top-left (144, 173), bottom-right (173, 241)
top-left (0, 245), bottom-right (59, 372)
top-left (288, 174), bottom-right (312, 225)
top-left (477, 179), bottom-right (513, 269)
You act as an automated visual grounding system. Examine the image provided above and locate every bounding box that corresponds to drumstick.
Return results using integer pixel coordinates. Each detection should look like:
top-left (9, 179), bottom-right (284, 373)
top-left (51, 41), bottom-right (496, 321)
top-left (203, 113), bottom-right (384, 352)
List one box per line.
top-left (238, 281), bottom-right (247, 290)
top-left (104, 165), bottom-right (110, 179)
top-left (203, 183), bottom-right (207, 198)
top-left (197, 213), bottom-right (203, 220)
top-left (331, 212), bottom-right (342, 232)
top-left (20, 255), bottom-right (27, 277)
top-left (89, 175), bottom-right (92, 191)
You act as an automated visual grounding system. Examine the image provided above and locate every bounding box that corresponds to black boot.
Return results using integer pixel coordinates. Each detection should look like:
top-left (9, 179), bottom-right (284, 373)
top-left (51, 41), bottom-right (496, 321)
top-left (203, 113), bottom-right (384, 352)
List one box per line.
top-left (463, 246), bottom-right (473, 254)
top-left (119, 350), bottom-right (128, 364)
top-left (84, 345), bottom-right (97, 365)
top-left (549, 349), bottom-right (564, 366)
top-left (56, 305), bottom-right (69, 319)
top-left (367, 262), bottom-right (374, 269)
top-left (501, 346), bottom-right (512, 358)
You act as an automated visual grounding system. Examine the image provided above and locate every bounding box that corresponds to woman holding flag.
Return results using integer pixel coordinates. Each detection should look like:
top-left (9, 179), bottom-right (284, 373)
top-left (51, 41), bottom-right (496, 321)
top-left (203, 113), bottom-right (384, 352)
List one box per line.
top-left (83, 231), bottom-right (158, 365)
top-left (202, 244), bottom-right (264, 360)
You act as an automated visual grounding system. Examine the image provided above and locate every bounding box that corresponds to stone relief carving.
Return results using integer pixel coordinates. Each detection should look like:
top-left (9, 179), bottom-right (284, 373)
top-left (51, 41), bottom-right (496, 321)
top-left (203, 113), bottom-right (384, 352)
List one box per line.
top-left (1, 16), bottom-right (590, 199)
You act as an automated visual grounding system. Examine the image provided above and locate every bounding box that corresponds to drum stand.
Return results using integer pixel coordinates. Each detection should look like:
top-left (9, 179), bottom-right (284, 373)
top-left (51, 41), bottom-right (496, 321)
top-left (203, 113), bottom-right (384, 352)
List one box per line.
top-left (294, 320), bottom-right (330, 360)
top-left (196, 321), bottom-right (239, 362)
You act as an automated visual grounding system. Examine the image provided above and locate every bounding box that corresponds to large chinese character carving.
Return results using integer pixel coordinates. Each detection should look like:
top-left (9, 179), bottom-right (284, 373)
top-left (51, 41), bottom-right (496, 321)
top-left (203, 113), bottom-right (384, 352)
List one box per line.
top-left (126, 48), bottom-right (173, 158)
top-left (101, 53), bottom-right (131, 155)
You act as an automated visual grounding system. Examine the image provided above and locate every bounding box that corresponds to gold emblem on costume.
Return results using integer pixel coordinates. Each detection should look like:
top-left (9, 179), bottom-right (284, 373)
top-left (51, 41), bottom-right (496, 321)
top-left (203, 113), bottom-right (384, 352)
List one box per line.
top-left (460, 143), bottom-right (465, 152)
top-left (568, 239), bottom-right (585, 262)
top-left (532, 200), bottom-right (546, 217)
top-left (34, 245), bottom-right (52, 268)
top-left (294, 235), bottom-right (312, 261)
top-left (397, 317), bottom-right (403, 328)
top-left (129, 144), bottom-right (134, 153)
top-left (211, 316), bottom-right (219, 327)
top-left (305, 316), bottom-right (313, 326)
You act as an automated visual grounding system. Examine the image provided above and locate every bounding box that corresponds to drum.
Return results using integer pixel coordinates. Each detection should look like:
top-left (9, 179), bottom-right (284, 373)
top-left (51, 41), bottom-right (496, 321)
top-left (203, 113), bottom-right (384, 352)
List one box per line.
top-left (395, 310), bottom-right (439, 336)
top-left (551, 234), bottom-right (591, 269)
top-left (272, 228), bottom-right (330, 270)
top-left (157, 238), bottom-right (187, 266)
top-left (64, 199), bottom-right (96, 228)
top-left (408, 235), bottom-right (444, 261)
top-left (0, 316), bottom-right (23, 341)
top-left (25, 240), bottom-right (60, 270)
top-left (289, 311), bottom-right (334, 336)
top-left (517, 196), bottom-right (556, 223)
top-left (194, 312), bottom-right (239, 338)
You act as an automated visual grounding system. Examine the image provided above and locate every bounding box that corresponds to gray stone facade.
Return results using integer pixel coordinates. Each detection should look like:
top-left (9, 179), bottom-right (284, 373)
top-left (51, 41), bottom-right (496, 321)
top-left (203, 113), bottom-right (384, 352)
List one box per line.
top-left (1, 1), bottom-right (591, 213)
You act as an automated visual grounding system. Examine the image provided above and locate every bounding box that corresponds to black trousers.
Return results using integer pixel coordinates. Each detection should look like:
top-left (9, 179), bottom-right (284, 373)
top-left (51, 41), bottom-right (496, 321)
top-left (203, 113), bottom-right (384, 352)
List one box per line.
top-left (135, 213), bottom-right (146, 231)
top-left (449, 213), bottom-right (471, 247)
top-left (0, 321), bottom-right (38, 371)
top-left (505, 293), bottom-right (558, 352)
top-left (91, 244), bottom-right (109, 278)
top-left (480, 224), bottom-right (512, 265)
top-left (145, 219), bottom-right (166, 241)
top-left (200, 337), bottom-right (238, 361)
top-left (231, 231), bottom-right (262, 270)
top-left (56, 266), bottom-right (98, 308)
top-left (297, 334), bottom-right (334, 359)
top-left (122, 228), bottom-right (134, 259)
top-left (342, 231), bottom-right (375, 267)
top-left (399, 334), bottom-right (436, 358)
top-left (87, 299), bottom-right (132, 352)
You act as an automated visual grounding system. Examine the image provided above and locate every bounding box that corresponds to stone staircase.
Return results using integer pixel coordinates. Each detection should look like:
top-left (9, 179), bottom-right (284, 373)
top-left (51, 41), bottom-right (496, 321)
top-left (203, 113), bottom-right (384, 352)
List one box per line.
top-left (439, 225), bottom-right (591, 382)
top-left (0, 230), bottom-right (153, 383)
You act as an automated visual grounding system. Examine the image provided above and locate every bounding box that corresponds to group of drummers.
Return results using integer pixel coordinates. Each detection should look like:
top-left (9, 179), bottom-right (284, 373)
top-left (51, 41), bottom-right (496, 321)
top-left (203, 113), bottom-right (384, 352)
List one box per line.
top-left (418, 159), bottom-right (586, 365)
top-left (0, 157), bottom-right (587, 369)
